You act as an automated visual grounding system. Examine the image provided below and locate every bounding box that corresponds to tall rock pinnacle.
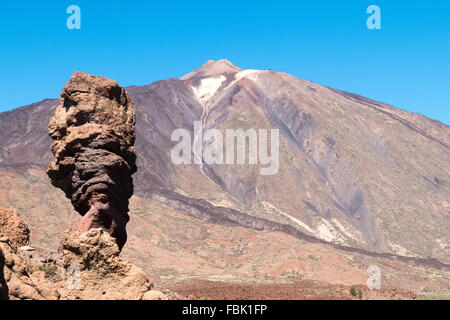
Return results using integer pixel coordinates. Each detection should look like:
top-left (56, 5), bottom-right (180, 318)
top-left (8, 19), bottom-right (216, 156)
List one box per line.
top-left (47, 72), bottom-right (136, 250)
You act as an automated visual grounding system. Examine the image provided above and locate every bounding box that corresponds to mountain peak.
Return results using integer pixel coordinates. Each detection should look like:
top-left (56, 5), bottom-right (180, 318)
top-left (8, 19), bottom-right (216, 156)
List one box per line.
top-left (207, 59), bottom-right (241, 70)
top-left (180, 59), bottom-right (243, 81)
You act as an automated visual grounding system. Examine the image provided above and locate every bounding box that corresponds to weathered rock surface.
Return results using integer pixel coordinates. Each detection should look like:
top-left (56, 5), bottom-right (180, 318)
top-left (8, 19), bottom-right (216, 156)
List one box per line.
top-left (143, 289), bottom-right (170, 300)
top-left (60, 228), bottom-right (152, 300)
top-left (47, 72), bottom-right (137, 250)
top-left (0, 208), bottom-right (170, 300)
top-left (0, 208), bottom-right (59, 300)
top-left (0, 208), bottom-right (30, 251)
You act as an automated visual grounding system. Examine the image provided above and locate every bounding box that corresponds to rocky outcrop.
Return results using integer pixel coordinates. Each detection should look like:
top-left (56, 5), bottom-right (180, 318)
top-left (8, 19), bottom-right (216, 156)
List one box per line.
top-left (0, 208), bottom-right (59, 300)
top-left (47, 72), bottom-right (137, 250)
top-left (60, 228), bottom-right (153, 300)
top-left (0, 208), bottom-right (171, 300)
top-left (0, 208), bottom-right (30, 251)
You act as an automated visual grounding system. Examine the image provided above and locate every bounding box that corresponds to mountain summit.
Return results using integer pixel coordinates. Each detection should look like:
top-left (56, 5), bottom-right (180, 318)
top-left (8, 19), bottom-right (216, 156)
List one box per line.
top-left (180, 59), bottom-right (256, 104)
top-left (181, 59), bottom-right (243, 81)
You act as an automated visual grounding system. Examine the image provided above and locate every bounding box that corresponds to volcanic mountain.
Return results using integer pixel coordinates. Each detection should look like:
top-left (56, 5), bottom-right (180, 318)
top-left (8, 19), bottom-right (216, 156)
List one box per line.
top-left (0, 60), bottom-right (449, 296)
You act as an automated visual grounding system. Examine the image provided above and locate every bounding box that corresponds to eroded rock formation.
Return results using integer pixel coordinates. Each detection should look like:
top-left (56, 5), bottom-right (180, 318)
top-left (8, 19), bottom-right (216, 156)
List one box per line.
top-left (47, 72), bottom-right (136, 250)
top-left (0, 208), bottom-right (169, 300)
top-left (0, 208), bottom-right (59, 300)
top-left (60, 228), bottom-right (159, 300)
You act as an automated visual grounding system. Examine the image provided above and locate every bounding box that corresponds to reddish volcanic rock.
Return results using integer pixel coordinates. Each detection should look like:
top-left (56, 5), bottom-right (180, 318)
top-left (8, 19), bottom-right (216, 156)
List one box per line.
top-left (0, 208), bottom-right (30, 251)
top-left (0, 208), bottom-right (59, 300)
top-left (47, 72), bottom-right (136, 250)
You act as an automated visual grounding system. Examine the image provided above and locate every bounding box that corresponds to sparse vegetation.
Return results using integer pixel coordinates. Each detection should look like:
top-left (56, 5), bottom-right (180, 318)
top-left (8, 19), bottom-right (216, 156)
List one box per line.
top-left (357, 289), bottom-right (363, 300)
top-left (230, 113), bottom-right (250, 129)
top-left (199, 296), bottom-right (212, 300)
top-left (38, 262), bottom-right (58, 279)
top-left (349, 287), bottom-right (363, 299)
top-left (307, 255), bottom-right (319, 262)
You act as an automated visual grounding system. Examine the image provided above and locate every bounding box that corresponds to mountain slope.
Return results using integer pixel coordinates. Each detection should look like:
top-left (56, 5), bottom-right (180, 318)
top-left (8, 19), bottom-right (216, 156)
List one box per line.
top-left (0, 60), bottom-right (449, 282)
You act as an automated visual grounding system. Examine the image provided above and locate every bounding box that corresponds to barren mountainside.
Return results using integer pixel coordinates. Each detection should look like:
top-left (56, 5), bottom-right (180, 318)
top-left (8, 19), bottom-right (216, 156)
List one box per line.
top-left (0, 60), bottom-right (449, 293)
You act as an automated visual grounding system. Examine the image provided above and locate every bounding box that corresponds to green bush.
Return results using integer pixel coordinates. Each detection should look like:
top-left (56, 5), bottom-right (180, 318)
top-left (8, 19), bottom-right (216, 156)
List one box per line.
top-left (350, 287), bottom-right (357, 297)
top-left (357, 290), bottom-right (363, 300)
top-left (38, 263), bottom-right (58, 278)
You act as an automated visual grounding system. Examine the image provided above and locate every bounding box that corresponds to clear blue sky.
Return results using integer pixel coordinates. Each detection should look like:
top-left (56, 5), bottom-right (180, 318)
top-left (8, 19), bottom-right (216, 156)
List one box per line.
top-left (0, 1), bottom-right (449, 124)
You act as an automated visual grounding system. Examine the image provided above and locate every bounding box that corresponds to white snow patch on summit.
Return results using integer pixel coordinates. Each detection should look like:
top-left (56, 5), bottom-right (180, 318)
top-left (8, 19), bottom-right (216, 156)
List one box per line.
top-left (190, 69), bottom-right (263, 104)
top-left (228, 69), bottom-right (261, 87)
top-left (192, 75), bottom-right (226, 103)
top-left (235, 69), bottom-right (259, 81)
